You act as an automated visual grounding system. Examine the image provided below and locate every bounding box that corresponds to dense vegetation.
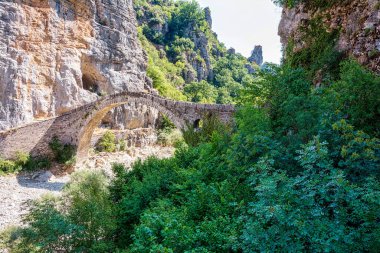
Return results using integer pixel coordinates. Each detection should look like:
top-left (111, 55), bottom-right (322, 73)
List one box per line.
top-left (2, 0), bottom-right (380, 252)
top-left (135, 0), bottom-right (258, 103)
top-left (3, 55), bottom-right (379, 252)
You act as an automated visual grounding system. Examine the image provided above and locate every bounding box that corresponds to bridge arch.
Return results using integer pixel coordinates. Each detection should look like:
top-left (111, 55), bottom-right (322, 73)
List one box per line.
top-left (0, 92), bottom-right (235, 161)
top-left (76, 93), bottom-right (186, 160)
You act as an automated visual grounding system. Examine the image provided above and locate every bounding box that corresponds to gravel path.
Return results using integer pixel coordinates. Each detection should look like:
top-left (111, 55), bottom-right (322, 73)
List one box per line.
top-left (0, 146), bottom-right (174, 230)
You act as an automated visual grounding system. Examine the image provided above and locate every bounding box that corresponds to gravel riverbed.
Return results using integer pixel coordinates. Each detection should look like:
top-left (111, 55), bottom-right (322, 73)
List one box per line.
top-left (0, 146), bottom-right (174, 230)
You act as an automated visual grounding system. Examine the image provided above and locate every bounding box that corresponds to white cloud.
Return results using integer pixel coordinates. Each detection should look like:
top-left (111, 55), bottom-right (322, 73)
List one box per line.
top-left (196, 0), bottom-right (283, 64)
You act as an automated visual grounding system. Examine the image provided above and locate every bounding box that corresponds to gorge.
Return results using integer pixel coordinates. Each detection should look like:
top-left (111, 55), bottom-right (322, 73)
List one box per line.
top-left (0, 0), bottom-right (379, 252)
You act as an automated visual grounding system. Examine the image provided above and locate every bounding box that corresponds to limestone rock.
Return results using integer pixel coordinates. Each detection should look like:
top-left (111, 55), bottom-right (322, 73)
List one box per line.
top-left (278, 0), bottom-right (380, 74)
top-left (248, 45), bottom-right (263, 66)
top-left (204, 7), bottom-right (212, 28)
top-left (0, 0), bottom-right (148, 131)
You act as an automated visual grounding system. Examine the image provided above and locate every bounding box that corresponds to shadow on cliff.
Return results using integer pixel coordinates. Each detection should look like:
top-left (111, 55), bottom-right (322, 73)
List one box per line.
top-left (16, 174), bottom-right (66, 192)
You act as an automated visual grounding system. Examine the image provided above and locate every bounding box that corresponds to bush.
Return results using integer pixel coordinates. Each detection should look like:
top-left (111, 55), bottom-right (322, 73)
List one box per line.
top-left (182, 114), bottom-right (230, 147)
top-left (332, 59), bottom-right (380, 136)
top-left (97, 131), bottom-right (117, 153)
top-left (5, 170), bottom-right (116, 252)
top-left (118, 139), bottom-right (127, 151)
top-left (15, 152), bottom-right (51, 172)
top-left (284, 18), bottom-right (343, 82)
top-left (49, 136), bottom-right (76, 165)
top-left (157, 129), bottom-right (183, 146)
top-left (0, 152), bottom-right (51, 175)
top-left (0, 159), bottom-right (18, 175)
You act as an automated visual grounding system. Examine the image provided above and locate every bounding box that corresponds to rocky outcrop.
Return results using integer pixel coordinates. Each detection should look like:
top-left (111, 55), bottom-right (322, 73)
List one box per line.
top-left (134, 0), bottom-right (222, 84)
top-left (186, 31), bottom-right (213, 82)
top-left (248, 45), bottom-right (263, 66)
top-left (279, 0), bottom-right (380, 74)
top-left (0, 0), bottom-right (148, 131)
top-left (204, 7), bottom-right (212, 28)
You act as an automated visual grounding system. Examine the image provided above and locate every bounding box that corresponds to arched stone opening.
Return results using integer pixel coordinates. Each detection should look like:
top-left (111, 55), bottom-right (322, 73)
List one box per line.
top-left (193, 119), bottom-right (201, 129)
top-left (76, 97), bottom-right (186, 161)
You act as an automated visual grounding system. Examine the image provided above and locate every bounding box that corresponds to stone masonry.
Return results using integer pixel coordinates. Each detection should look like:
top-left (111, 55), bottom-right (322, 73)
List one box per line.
top-left (0, 92), bottom-right (235, 161)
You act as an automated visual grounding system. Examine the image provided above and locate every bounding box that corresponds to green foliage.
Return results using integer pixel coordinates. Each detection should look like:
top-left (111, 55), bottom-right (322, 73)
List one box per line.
top-left (158, 115), bottom-right (176, 131)
top-left (333, 59), bottom-right (380, 136)
top-left (97, 131), bottom-right (117, 153)
top-left (8, 60), bottom-right (380, 251)
top-left (182, 114), bottom-right (230, 147)
top-left (157, 129), bottom-right (183, 147)
top-left (15, 152), bottom-right (51, 172)
top-left (156, 115), bottom-right (183, 146)
top-left (333, 120), bottom-right (380, 182)
top-left (135, 0), bottom-right (256, 104)
top-left (7, 2), bottom-right (380, 252)
top-left (0, 152), bottom-right (50, 175)
top-left (139, 28), bottom-right (187, 100)
top-left (168, 0), bottom-right (208, 39)
top-left (285, 18), bottom-right (343, 82)
top-left (184, 80), bottom-right (218, 103)
top-left (0, 158), bottom-right (18, 175)
top-left (49, 136), bottom-right (76, 165)
top-left (6, 170), bottom-right (116, 252)
top-left (118, 138), bottom-right (126, 152)
top-left (212, 52), bottom-right (255, 103)
top-left (242, 143), bottom-right (380, 252)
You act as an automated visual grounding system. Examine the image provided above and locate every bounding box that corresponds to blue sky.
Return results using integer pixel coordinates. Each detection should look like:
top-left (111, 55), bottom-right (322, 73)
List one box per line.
top-left (196, 0), bottom-right (283, 64)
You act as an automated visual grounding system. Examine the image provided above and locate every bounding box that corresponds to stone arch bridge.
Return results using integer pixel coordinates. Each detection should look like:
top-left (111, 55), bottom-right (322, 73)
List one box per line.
top-left (0, 92), bottom-right (235, 161)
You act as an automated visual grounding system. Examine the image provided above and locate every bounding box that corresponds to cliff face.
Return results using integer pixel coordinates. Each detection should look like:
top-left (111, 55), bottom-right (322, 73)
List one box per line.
top-left (135, 2), bottom-right (218, 84)
top-left (0, 0), bottom-right (148, 131)
top-left (248, 45), bottom-right (263, 66)
top-left (279, 0), bottom-right (380, 74)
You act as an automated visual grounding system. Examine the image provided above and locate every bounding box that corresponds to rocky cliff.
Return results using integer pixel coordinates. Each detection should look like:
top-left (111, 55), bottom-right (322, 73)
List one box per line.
top-left (0, 0), bottom-right (148, 131)
top-left (248, 45), bottom-right (263, 66)
top-left (279, 0), bottom-right (380, 74)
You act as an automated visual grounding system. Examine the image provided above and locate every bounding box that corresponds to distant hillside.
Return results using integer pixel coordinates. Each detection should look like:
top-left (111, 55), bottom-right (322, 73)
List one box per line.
top-left (134, 0), bottom-right (261, 103)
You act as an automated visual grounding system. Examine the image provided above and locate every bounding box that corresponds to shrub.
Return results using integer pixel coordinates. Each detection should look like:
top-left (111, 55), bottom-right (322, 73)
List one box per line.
top-left (284, 18), bottom-right (343, 82)
top-left (15, 151), bottom-right (51, 171)
top-left (97, 131), bottom-right (117, 153)
top-left (0, 159), bottom-right (18, 175)
top-left (49, 136), bottom-right (76, 165)
top-left (118, 138), bottom-right (127, 151)
top-left (157, 129), bottom-right (183, 146)
top-left (182, 114), bottom-right (230, 147)
top-left (242, 145), bottom-right (380, 252)
top-left (5, 170), bottom-right (116, 252)
top-left (0, 152), bottom-right (51, 175)
top-left (156, 115), bottom-right (182, 146)
top-left (333, 59), bottom-right (380, 136)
